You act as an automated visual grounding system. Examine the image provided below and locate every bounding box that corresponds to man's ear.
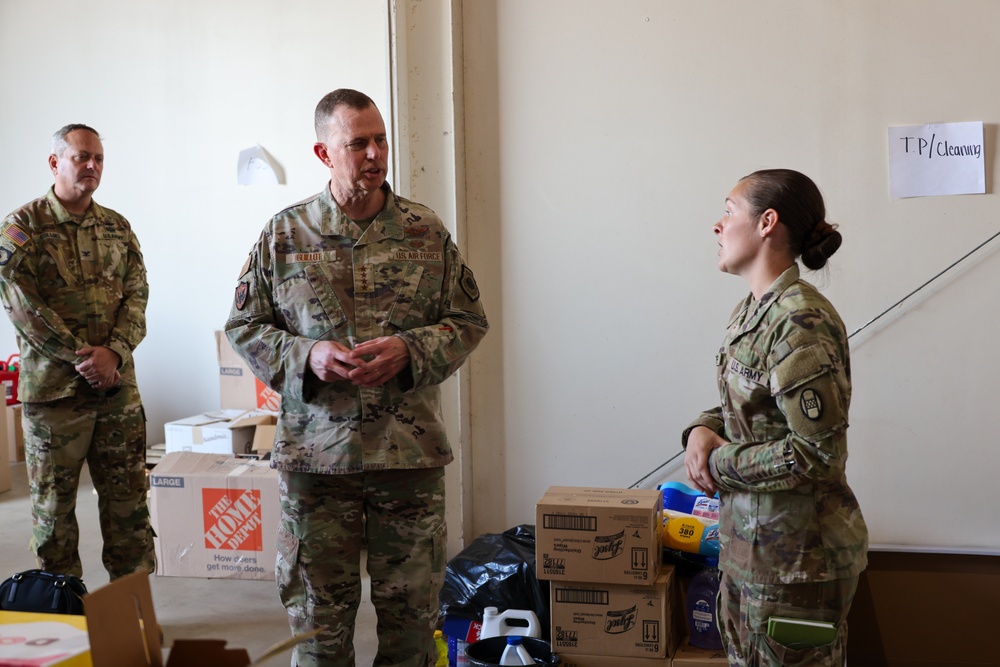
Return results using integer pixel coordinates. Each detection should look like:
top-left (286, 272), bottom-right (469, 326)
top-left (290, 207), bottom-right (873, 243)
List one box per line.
top-left (48, 153), bottom-right (58, 175)
top-left (313, 143), bottom-right (332, 167)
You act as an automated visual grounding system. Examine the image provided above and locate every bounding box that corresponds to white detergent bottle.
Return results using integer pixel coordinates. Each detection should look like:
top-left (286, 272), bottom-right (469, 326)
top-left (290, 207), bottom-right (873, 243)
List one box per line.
top-left (480, 607), bottom-right (541, 639)
top-left (499, 636), bottom-right (536, 666)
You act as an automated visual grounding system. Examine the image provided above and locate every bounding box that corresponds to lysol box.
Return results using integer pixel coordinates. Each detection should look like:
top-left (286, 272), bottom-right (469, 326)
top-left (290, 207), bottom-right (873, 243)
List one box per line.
top-left (149, 451), bottom-right (279, 580)
top-left (535, 486), bottom-right (662, 585)
top-left (550, 568), bottom-right (678, 658)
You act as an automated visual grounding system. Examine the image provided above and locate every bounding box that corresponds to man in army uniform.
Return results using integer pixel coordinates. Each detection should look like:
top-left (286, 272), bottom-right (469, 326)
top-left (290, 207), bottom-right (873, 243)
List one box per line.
top-left (0, 124), bottom-right (154, 581)
top-left (226, 89), bottom-right (488, 666)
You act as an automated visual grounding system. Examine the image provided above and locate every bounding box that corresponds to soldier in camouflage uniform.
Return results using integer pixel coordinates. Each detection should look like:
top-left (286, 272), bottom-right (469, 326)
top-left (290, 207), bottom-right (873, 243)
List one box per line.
top-left (682, 170), bottom-right (867, 666)
top-left (0, 124), bottom-right (154, 581)
top-left (226, 89), bottom-right (488, 667)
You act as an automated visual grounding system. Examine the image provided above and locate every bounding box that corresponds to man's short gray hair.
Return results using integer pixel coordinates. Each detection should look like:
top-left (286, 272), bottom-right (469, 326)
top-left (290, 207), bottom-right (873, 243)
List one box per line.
top-left (51, 124), bottom-right (100, 156)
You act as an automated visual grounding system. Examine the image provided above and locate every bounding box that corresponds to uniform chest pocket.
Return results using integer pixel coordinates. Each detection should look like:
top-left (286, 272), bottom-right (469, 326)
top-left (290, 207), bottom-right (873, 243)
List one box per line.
top-left (274, 264), bottom-right (348, 338)
top-left (93, 238), bottom-right (127, 281)
top-left (384, 262), bottom-right (434, 330)
top-left (42, 242), bottom-right (80, 287)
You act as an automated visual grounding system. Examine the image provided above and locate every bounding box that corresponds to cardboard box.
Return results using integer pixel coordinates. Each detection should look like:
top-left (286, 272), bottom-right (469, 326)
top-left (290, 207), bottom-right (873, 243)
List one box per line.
top-left (0, 403), bottom-right (10, 495)
top-left (561, 655), bottom-right (670, 667)
top-left (0, 570), bottom-right (305, 666)
top-left (669, 638), bottom-right (728, 666)
top-left (149, 452), bottom-right (279, 580)
top-left (164, 410), bottom-right (270, 456)
top-left (550, 568), bottom-right (678, 658)
top-left (216, 331), bottom-right (280, 412)
top-left (536, 486), bottom-right (663, 585)
top-left (5, 402), bottom-right (24, 463)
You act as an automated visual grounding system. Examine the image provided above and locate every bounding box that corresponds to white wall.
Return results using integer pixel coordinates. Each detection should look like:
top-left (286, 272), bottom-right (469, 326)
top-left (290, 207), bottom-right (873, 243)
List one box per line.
top-left (5, 0), bottom-right (1000, 556)
top-left (462, 0), bottom-right (1000, 552)
top-left (0, 0), bottom-right (389, 444)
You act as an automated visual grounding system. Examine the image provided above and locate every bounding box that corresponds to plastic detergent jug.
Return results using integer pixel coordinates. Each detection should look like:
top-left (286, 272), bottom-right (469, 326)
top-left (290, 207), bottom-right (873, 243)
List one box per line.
top-left (686, 563), bottom-right (723, 650)
top-left (663, 510), bottom-right (720, 558)
top-left (499, 636), bottom-right (537, 666)
top-left (659, 481), bottom-right (720, 521)
top-left (480, 607), bottom-right (542, 640)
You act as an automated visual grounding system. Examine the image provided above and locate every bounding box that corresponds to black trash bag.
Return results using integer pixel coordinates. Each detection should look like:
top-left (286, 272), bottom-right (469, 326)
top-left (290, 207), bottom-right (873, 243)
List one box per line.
top-left (439, 524), bottom-right (550, 640)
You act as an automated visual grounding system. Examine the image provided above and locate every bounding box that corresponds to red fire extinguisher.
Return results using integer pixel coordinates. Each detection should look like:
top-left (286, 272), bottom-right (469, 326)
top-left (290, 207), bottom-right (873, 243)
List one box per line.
top-left (0, 354), bottom-right (19, 405)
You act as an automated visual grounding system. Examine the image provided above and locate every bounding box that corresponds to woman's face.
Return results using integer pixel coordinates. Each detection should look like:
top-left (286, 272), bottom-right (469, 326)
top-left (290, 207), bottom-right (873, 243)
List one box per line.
top-left (713, 179), bottom-right (763, 277)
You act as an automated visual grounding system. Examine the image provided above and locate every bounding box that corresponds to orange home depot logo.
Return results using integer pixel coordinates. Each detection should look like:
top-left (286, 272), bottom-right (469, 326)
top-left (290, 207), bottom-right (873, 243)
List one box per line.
top-left (256, 378), bottom-right (280, 411)
top-left (203, 488), bottom-right (264, 550)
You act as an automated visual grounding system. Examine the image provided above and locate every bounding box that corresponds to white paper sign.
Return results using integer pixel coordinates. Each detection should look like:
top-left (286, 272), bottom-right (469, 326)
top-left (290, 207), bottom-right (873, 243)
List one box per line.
top-left (888, 122), bottom-right (985, 199)
top-left (237, 145), bottom-right (281, 185)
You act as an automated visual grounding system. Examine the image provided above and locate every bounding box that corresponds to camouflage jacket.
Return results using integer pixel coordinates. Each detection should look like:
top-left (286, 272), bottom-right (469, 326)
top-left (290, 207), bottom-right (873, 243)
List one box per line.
top-left (225, 183), bottom-right (488, 474)
top-left (683, 265), bottom-right (868, 583)
top-left (0, 188), bottom-right (147, 402)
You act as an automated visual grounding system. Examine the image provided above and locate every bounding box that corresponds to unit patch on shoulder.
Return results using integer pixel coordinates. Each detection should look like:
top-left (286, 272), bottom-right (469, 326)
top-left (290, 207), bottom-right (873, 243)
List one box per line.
top-left (0, 247), bottom-right (11, 266)
top-left (234, 281), bottom-right (249, 310)
top-left (800, 388), bottom-right (823, 421)
top-left (2, 224), bottom-right (29, 246)
top-left (459, 265), bottom-right (480, 302)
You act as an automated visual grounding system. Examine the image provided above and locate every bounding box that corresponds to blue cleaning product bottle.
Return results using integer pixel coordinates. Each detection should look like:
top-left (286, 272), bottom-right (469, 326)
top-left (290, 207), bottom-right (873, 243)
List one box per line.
top-left (659, 481), bottom-right (720, 521)
top-left (686, 563), bottom-right (723, 650)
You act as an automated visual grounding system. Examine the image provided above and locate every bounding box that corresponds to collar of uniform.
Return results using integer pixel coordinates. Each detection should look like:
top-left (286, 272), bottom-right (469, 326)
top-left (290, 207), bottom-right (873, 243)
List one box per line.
top-left (731, 263), bottom-right (801, 336)
top-left (319, 182), bottom-right (404, 242)
top-left (44, 187), bottom-right (104, 227)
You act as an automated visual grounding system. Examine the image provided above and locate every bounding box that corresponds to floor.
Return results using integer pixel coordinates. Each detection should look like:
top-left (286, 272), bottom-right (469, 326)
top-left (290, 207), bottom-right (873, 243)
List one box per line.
top-left (0, 461), bottom-right (379, 666)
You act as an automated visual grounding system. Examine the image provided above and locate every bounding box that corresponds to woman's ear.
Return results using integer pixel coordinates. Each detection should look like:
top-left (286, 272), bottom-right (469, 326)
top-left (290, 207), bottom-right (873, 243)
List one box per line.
top-left (759, 208), bottom-right (780, 238)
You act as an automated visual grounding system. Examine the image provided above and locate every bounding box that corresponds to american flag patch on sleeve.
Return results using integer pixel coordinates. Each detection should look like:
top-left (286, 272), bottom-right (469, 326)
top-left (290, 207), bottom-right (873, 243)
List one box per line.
top-left (2, 225), bottom-right (29, 246)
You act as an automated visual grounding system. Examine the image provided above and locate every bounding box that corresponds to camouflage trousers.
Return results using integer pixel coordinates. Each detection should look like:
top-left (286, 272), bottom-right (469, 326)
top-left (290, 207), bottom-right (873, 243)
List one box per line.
top-left (22, 385), bottom-right (155, 581)
top-left (277, 466), bottom-right (447, 667)
top-left (718, 570), bottom-right (858, 667)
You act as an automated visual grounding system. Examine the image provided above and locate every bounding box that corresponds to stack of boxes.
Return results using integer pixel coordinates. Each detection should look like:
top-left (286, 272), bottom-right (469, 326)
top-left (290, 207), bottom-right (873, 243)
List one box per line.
top-left (147, 332), bottom-right (282, 582)
top-left (535, 486), bottom-right (682, 666)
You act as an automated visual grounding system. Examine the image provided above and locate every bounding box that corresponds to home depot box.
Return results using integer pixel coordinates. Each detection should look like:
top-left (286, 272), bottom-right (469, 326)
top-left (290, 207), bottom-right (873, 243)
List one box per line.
top-left (550, 568), bottom-right (678, 658)
top-left (536, 486), bottom-right (663, 585)
top-left (149, 452), bottom-right (279, 580)
top-left (216, 331), bottom-right (280, 412)
top-left (5, 402), bottom-right (24, 463)
top-left (163, 410), bottom-right (267, 456)
top-left (669, 638), bottom-right (728, 666)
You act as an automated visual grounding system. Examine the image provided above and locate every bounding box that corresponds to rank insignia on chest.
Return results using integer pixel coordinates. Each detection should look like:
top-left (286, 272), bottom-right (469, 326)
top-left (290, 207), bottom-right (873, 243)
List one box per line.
top-left (235, 281), bottom-right (249, 310)
top-left (355, 262), bottom-right (374, 294)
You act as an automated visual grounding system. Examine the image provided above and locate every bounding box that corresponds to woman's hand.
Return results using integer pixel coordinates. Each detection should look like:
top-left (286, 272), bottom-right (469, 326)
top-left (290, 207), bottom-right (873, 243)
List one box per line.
top-left (685, 426), bottom-right (726, 495)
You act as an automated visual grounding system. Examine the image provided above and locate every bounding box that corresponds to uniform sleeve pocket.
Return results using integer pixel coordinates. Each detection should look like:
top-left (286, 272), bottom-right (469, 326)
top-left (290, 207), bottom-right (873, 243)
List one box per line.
top-left (771, 344), bottom-right (846, 440)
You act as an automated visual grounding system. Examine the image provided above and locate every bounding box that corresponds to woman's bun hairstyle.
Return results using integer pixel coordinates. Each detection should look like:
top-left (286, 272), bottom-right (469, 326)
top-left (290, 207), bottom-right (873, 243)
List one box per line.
top-left (740, 168), bottom-right (841, 270)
